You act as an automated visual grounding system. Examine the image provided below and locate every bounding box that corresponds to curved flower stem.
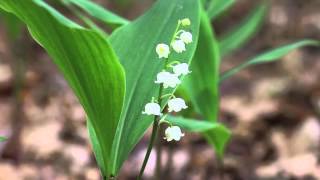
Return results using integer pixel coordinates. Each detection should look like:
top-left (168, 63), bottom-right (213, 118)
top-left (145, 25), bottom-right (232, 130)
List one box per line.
top-left (160, 93), bottom-right (175, 99)
top-left (138, 20), bottom-right (183, 180)
top-left (137, 115), bottom-right (160, 180)
top-left (166, 61), bottom-right (181, 68)
top-left (138, 82), bottom-right (165, 180)
top-left (159, 119), bottom-right (172, 126)
top-left (155, 127), bottom-right (163, 180)
top-left (170, 21), bottom-right (181, 45)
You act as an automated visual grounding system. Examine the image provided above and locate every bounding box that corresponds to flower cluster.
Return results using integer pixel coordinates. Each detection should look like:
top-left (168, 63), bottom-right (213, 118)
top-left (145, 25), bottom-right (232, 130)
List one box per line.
top-left (142, 18), bottom-right (193, 142)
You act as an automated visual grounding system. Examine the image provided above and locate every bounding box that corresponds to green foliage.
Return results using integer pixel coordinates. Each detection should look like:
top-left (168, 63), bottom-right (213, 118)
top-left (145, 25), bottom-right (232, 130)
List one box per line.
top-left (207, 0), bottom-right (235, 20)
top-left (166, 115), bottom-right (228, 133)
top-left (182, 9), bottom-right (220, 122)
top-left (0, 0), bottom-right (200, 177)
top-left (219, 2), bottom-right (268, 56)
top-left (203, 125), bottom-right (231, 157)
top-left (0, 0), bottom-right (126, 176)
top-left (1, 0), bottom-right (318, 178)
top-left (220, 40), bottom-right (320, 81)
top-left (62, 0), bottom-right (129, 29)
top-left (0, 136), bottom-right (7, 142)
top-left (87, 120), bottom-right (106, 174)
top-left (166, 116), bottom-right (231, 156)
top-left (180, 8), bottom-right (231, 157)
top-left (108, 0), bottom-right (200, 174)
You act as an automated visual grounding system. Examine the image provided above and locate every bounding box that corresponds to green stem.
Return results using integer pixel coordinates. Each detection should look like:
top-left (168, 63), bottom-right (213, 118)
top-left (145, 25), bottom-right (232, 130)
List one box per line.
top-left (138, 83), bottom-right (164, 180)
top-left (160, 93), bottom-right (175, 99)
top-left (137, 20), bottom-right (182, 179)
top-left (170, 21), bottom-right (181, 45)
top-left (155, 126), bottom-right (163, 180)
top-left (159, 119), bottom-right (172, 126)
top-left (137, 115), bottom-right (160, 180)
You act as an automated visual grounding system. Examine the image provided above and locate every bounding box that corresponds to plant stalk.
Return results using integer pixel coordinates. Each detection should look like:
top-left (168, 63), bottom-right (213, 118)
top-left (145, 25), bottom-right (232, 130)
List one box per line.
top-left (155, 126), bottom-right (163, 180)
top-left (137, 116), bottom-right (160, 180)
top-left (137, 21), bottom-right (182, 179)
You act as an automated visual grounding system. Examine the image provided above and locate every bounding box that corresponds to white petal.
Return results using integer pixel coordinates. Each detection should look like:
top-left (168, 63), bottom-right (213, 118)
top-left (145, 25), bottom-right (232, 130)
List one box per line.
top-left (155, 72), bottom-right (171, 84)
top-left (155, 71), bottom-right (181, 88)
top-left (168, 98), bottom-right (188, 112)
top-left (172, 63), bottom-right (191, 76)
top-left (180, 31), bottom-right (192, 44)
top-left (156, 43), bottom-right (170, 59)
top-left (171, 40), bottom-right (186, 53)
top-left (165, 126), bottom-right (184, 142)
top-left (142, 102), bottom-right (162, 116)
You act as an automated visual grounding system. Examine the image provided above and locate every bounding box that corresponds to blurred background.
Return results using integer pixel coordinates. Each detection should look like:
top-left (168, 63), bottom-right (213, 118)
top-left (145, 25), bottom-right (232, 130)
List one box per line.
top-left (0, 0), bottom-right (320, 179)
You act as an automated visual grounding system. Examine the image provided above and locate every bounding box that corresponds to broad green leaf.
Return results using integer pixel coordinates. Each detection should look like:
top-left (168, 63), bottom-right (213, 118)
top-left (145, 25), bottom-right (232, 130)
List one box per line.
top-left (219, 2), bottom-right (267, 56)
top-left (62, 0), bottom-right (129, 29)
top-left (207, 0), bottom-right (235, 20)
top-left (87, 120), bottom-right (106, 178)
top-left (0, 136), bottom-right (7, 142)
top-left (201, 0), bottom-right (208, 7)
top-left (220, 40), bottom-right (320, 81)
top-left (166, 116), bottom-right (231, 156)
top-left (180, 8), bottom-right (230, 157)
top-left (0, 0), bottom-right (125, 176)
top-left (166, 115), bottom-right (221, 132)
top-left (109, 0), bottom-right (200, 174)
top-left (203, 124), bottom-right (231, 157)
top-left (182, 9), bottom-right (220, 121)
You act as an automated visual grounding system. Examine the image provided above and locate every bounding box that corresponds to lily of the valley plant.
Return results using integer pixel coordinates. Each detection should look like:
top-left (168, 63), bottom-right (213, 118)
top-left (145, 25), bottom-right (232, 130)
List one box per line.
top-left (0, 0), bottom-right (319, 180)
top-left (139, 18), bottom-right (192, 178)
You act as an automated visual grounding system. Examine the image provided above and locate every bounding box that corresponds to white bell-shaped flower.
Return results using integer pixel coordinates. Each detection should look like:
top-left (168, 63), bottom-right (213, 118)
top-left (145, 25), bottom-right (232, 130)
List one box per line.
top-left (168, 98), bottom-right (188, 112)
top-left (164, 126), bottom-right (185, 142)
top-left (181, 18), bottom-right (191, 26)
top-left (156, 43), bottom-right (170, 59)
top-left (180, 31), bottom-right (192, 44)
top-left (155, 72), bottom-right (181, 88)
top-left (142, 102), bottom-right (162, 116)
top-left (172, 63), bottom-right (191, 76)
top-left (171, 40), bottom-right (186, 53)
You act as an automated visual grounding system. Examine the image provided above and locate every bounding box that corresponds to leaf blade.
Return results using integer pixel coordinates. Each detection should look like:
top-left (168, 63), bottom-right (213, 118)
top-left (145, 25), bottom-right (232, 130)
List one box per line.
top-left (207, 0), bottom-right (235, 20)
top-left (203, 125), bottom-right (231, 157)
top-left (109, 0), bottom-right (201, 174)
top-left (219, 2), bottom-right (267, 56)
top-left (179, 8), bottom-right (230, 157)
top-left (166, 115), bottom-right (218, 132)
top-left (181, 9), bottom-right (220, 121)
top-left (0, 0), bottom-right (126, 176)
top-left (166, 116), bottom-right (231, 157)
top-left (62, 0), bottom-right (129, 28)
top-left (220, 40), bottom-right (320, 81)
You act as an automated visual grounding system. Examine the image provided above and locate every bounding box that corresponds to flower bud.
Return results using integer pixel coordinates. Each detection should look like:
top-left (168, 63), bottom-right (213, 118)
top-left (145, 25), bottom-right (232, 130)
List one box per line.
top-left (181, 18), bottom-right (191, 26)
